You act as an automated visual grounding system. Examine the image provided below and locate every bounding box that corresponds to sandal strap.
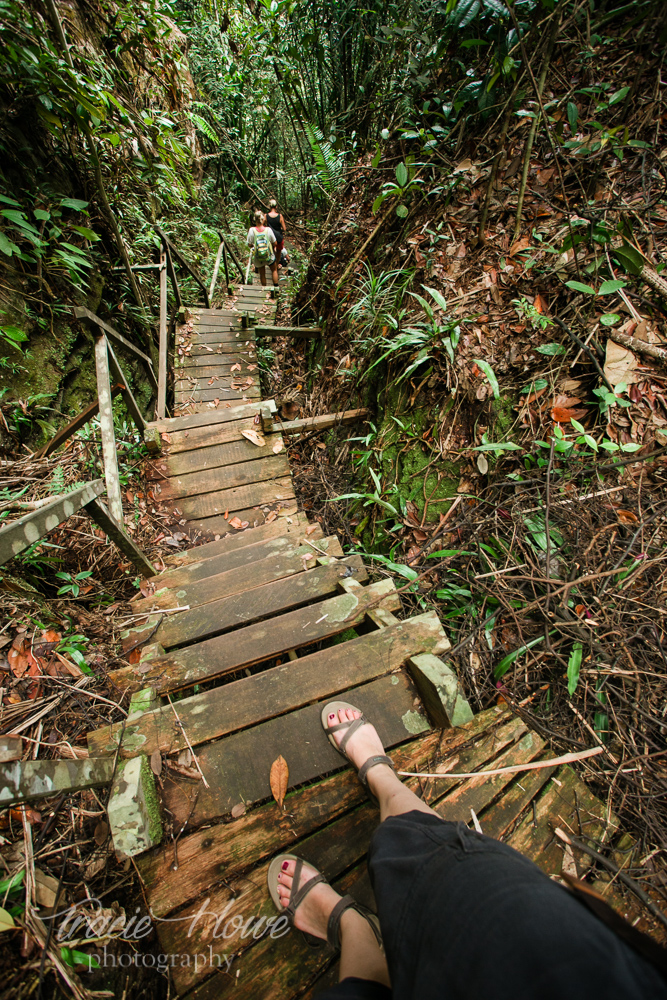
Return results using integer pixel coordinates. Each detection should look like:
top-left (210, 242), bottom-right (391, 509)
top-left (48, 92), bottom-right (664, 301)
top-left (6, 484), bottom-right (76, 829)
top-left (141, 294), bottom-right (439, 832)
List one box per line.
top-left (338, 715), bottom-right (368, 755)
top-left (285, 859), bottom-right (327, 920)
top-left (357, 754), bottom-right (395, 788)
top-left (326, 895), bottom-right (383, 950)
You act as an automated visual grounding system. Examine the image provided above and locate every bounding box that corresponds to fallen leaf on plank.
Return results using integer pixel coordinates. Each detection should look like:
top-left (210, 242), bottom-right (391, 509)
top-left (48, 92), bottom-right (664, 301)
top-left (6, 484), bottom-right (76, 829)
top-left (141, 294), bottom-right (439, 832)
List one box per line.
top-left (272, 439), bottom-right (283, 453)
top-left (150, 750), bottom-right (162, 776)
top-left (242, 429), bottom-right (266, 447)
top-left (230, 363), bottom-right (241, 372)
top-left (306, 525), bottom-right (318, 535)
top-left (270, 755), bottom-right (289, 810)
top-left (229, 517), bottom-right (249, 530)
top-left (231, 802), bottom-right (246, 819)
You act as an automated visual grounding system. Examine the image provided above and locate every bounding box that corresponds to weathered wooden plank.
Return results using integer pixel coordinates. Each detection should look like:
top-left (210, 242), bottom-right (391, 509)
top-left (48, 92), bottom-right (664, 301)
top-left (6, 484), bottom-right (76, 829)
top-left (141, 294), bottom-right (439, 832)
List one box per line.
top-left (272, 409), bottom-right (370, 436)
top-left (177, 339), bottom-right (253, 356)
top-left (108, 578), bottom-right (401, 694)
top-left (156, 418), bottom-right (258, 454)
top-left (148, 437), bottom-right (280, 480)
top-left (255, 325), bottom-right (320, 338)
top-left (161, 670), bottom-right (429, 830)
top-left (85, 498), bottom-right (156, 577)
top-left (431, 729), bottom-right (546, 823)
top-left (174, 386), bottom-right (262, 406)
top-left (153, 455), bottom-right (289, 502)
top-left (137, 714), bottom-right (503, 919)
top-left (174, 380), bottom-right (261, 401)
top-left (175, 507), bottom-right (295, 539)
top-left (0, 480), bottom-right (105, 566)
top-left (0, 757), bottom-right (114, 805)
top-left (160, 476), bottom-right (294, 521)
top-left (72, 307), bottom-right (156, 383)
top-left (190, 329), bottom-right (251, 343)
top-left (147, 401), bottom-right (274, 434)
top-left (94, 334), bottom-right (123, 523)
top-left (160, 513), bottom-right (314, 567)
top-left (133, 550), bottom-right (356, 649)
top-left (131, 536), bottom-right (343, 614)
top-left (91, 610), bottom-right (447, 760)
top-left (174, 360), bottom-right (258, 379)
top-left (106, 340), bottom-right (147, 435)
top-left (33, 388), bottom-right (124, 459)
top-left (477, 765), bottom-right (557, 841)
top-left (506, 766), bottom-right (618, 876)
top-left (136, 532), bottom-right (339, 594)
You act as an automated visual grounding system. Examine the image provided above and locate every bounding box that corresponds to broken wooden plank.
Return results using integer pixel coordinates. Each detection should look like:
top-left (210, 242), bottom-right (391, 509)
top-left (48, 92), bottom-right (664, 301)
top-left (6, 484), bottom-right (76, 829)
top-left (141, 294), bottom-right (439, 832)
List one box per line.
top-left (107, 578), bottom-right (401, 694)
top-left (160, 513), bottom-right (315, 567)
top-left (408, 653), bottom-right (473, 728)
top-left (33, 388), bottom-right (124, 459)
top-left (154, 454), bottom-right (290, 502)
top-left (108, 755), bottom-right (162, 857)
top-left (135, 533), bottom-right (340, 595)
top-left (160, 476), bottom-right (295, 521)
top-left (0, 736), bottom-right (23, 763)
top-left (477, 765), bottom-right (557, 841)
top-left (272, 409), bottom-right (370, 436)
top-left (0, 757), bottom-right (114, 805)
top-left (0, 480), bottom-right (105, 566)
top-left (147, 401), bottom-right (275, 435)
top-left (94, 334), bottom-right (124, 523)
top-left (152, 417), bottom-right (261, 455)
top-left (91, 609), bottom-right (443, 758)
top-left (73, 306), bottom-right (156, 387)
top-left (85, 498), bottom-right (155, 577)
top-left (161, 670), bottom-right (429, 829)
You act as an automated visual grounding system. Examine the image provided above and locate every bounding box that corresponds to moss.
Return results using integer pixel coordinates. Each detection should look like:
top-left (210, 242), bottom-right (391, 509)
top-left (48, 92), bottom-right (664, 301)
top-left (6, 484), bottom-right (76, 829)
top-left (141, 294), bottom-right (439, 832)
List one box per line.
top-left (139, 753), bottom-right (163, 845)
top-left (331, 627), bottom-right (359, 645)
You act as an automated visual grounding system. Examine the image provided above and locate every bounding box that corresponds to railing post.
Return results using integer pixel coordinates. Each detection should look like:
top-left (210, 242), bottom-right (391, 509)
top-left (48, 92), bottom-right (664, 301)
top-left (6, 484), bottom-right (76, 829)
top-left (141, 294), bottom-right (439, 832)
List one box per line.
top-left (209, 240), bottom-right (224, 302)
top-left (222, 243), bottom-right (231, 294)
top-left (94, 334), bottom-right (124, 524)
top-left (157, 241), bottom-right (168, 420)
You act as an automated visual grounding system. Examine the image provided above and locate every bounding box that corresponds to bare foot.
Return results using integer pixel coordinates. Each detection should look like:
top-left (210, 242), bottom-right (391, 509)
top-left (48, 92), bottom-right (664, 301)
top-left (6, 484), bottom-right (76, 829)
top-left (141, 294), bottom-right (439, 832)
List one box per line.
top-left (326, 708), bottom-right (389, 773)
top-left (277, 859), bottom-right (342, 939)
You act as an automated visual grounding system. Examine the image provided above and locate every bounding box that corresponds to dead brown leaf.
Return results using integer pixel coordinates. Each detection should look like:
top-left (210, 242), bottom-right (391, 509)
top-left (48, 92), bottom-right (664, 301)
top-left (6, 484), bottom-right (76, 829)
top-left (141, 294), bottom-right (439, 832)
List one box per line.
top-left (270, 755), bottom-right (289, 809)
top-left (272, 439), bottom-right (283, 454)
top-left (231, 802), bottom-right (246, 819)
top-left (241, 429), bottom-right (266, 447)
top-left (229, 517), bottom-right (249, 530)
top-left (150, 750), bottom-right (162, 776)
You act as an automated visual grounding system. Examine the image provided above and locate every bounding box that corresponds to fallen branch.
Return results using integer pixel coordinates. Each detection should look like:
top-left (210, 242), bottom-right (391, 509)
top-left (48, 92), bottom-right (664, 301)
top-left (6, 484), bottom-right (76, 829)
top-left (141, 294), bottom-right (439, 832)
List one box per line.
top-left (397, 744), bottom-right (603, 779)
top-left (608, 329), bottom-right (667, 365)
top-left (167, 694), bottom-right (209, 788)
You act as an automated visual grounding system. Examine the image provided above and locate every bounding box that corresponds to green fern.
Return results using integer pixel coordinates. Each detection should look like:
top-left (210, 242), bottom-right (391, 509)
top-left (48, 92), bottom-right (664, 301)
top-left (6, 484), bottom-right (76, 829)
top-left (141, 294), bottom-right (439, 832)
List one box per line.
top-left (302, 122), bottom-right (344, 194)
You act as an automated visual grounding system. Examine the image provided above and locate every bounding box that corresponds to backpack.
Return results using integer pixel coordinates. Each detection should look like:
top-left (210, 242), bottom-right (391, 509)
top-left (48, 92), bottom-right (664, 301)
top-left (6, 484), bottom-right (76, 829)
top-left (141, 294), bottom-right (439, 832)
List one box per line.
top-left (253, 228), bottom-right (272, 264)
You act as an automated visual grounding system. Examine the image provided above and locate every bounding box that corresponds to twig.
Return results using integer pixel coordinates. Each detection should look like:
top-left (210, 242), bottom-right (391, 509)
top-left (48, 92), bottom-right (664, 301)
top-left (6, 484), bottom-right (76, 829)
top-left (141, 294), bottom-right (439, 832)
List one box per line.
top-left (608, 329), bottom-right (667, 365)
top-left (397, 745), bottom-right (603, 778)
top-left (106, 614), bottom-right (165, 665)
top-left (166, 694), bottom-right (209, 788)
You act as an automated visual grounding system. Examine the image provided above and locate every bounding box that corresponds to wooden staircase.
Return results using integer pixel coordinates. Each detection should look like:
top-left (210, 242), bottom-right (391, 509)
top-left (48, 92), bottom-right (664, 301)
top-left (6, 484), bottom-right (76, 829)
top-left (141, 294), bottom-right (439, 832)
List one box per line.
top-left (83, 288), bottom-right (638, 999)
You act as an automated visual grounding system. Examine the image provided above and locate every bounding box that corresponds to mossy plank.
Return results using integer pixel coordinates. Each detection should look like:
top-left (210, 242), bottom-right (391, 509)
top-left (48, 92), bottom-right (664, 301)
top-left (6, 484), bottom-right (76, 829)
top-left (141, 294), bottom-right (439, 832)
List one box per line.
top-left (108, 755), bottom-right (162, 857)
top-left (131, 537), bottom-right (344, 615)
top-left (159, 476), bottom-right (294, 521)
top-left (159, 513), bottom-right (314, 567)
top-left (107, 578), bottom-right (401, 695)
top-left (147, 400), bottom-right (275, 435)
top-left (0, 757), bottom-right (113, 805)
top-left (477, 765), bottom-right (558, 840)
top-left (90, 610), bottom-right (444, 758)
top-left (158, 417), bottom-right (259, 455)
top-left (407, 653), bottom-right (473, 728)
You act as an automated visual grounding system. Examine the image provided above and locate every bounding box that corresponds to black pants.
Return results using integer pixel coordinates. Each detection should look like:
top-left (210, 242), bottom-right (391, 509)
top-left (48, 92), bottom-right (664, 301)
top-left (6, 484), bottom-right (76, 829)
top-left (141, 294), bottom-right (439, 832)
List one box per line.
top-left (319, 810), bottom-right (667, 1000)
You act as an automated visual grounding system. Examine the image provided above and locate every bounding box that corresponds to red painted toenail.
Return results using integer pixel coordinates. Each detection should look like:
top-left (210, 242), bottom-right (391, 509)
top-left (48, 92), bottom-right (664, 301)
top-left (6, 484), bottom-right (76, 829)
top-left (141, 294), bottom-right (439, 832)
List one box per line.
top-left (329, 714), bottom-right (335, 720)
top-left (281, 861), bottom-right (289, 871)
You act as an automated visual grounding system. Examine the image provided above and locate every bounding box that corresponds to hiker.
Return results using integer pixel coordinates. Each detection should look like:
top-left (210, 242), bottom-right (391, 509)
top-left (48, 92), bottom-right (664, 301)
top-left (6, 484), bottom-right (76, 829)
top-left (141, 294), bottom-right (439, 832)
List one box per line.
top-left (269, 704), bottom-right (667, 1000)
top-left (266, 198), bottom-right (286, 266)
top-left (247, 210), bottom-right (278, 287)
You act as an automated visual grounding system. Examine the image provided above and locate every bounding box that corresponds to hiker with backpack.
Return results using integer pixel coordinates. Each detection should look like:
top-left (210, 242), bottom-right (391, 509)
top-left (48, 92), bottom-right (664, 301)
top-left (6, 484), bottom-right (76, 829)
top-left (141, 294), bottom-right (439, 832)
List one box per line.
top-left (246, 210), bottom-right (278, 287)
top-left (266, 199), bottom-right (287, 266)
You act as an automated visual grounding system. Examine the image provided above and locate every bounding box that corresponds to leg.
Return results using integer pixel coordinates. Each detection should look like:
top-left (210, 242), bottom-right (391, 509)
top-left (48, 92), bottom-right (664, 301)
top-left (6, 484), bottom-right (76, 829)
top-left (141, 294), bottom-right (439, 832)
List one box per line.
top-left (258, 265), bottom-right (267, 286)
top-left (325, 708), bottom-right (435, 822)
top-left (270, 258), bottom-right (279, 286)
top-left (277, 859), bottom-right (390, 988)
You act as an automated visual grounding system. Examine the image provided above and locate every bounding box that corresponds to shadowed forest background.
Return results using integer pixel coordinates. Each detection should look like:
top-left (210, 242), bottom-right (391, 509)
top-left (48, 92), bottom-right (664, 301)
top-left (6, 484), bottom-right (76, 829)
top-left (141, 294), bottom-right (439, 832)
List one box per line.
top-left (2, 0), bottom-right (667, 995)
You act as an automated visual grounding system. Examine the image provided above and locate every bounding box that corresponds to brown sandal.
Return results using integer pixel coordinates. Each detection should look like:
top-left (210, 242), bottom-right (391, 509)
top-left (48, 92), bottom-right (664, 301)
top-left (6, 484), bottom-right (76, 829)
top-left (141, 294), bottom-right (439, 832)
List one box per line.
top-left (321, 700), bottom-right (395, 803)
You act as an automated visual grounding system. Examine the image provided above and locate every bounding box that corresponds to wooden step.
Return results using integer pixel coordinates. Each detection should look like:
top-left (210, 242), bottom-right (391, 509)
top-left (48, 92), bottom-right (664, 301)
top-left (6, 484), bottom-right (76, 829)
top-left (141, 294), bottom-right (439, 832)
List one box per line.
top-left (148, 436), bottom-right (283, 479)
top-left (154, 416), bottom-right (264, 455)
top-left (153, 454), bottom-right (288, 501)
top-left (131, 535), bottom-right (344, 614)
top-left (174, 383), bottom-right (262, 403)
top-left (107, 578), bottom-right (401, 694)
top-left (175, 505), bottom-right (298, 539)
top-left (92, 610), bottom-right (445, 757)
top-left (160, 513), bottom-right (314, 567)
top-left (122, 555), bottom-right (366, 652)
top-left (159, 476), bottom-right (295, 521)
top-left (160, 669), bottom-right (429, 830)
top-left (174, 359), bottom-right (258, 376)
top-left (141, 524), bottom-right (324, 588)
top-left (179, 340), bottom-right (254, 357)
top-left (148, 400), bottom-right (275, 435)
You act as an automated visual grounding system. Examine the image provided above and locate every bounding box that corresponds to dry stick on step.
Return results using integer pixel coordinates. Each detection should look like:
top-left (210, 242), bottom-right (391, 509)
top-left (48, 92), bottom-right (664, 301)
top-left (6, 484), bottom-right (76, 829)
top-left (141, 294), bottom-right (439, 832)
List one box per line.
top-left (553, 827), bottom-right (667, 931)
top-left (166, 695), bottom-right (209, 788)
top-left (397, 744), bottom-right (603, 779)
top-left (106, 614), bottom-right (165, 666)
top-left (608, 329), bottom-right (667, 365)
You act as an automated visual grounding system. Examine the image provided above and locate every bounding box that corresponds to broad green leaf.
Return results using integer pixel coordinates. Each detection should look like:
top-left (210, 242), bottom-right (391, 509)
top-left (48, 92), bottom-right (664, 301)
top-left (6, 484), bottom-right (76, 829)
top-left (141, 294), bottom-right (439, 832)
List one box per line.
top-left (494, 633), bottom-right (549, 679)
top-left (0, 908), bottom-right (14, 933)
top-left (60, 198), bottom-right (89, 211)
top-left (473, 359), bottom-right (499, 398)
top-left (473, 441), bottom-right (522, 452)
top-left (0, 195), bottom-right (20, 207)
top-left (567, 101), bottom-right (578, 131)
top-left (565, 280), bottom-right (597, 294)
top-left (620, 442), bottom-right (641, 452)
top-left (0, 326), bottom-right (28, 342)
top-left (60, 947), bottom-right (100, 969)
top-left (567, 642), bottom-right (583, 696)
top-left (427, 549), bottom-right (475, 558)
top-left (609, 87), bottom-right (630, 106)
top-left (535, 342), bottom-right (566, 356)
top-left (424, 286), bottom-right (448, 311)
top-left (613, 244), bottom-right (644, 275)
top-left (395, 204), bottom-right (408, 218)
top-left (395, 162), bottom-right (408, 187)
top-left (0, 870), bottom-right (24, 895)
top-left (599, 278), bottom-right (627, 294)
top-left (33, 209), bottom-right (50, 221)
top-left (71, 226), bottom-right (100, 242)
top-left (371, 194), bottom-right (384, 214)
top-left (583, 434), bottom-right (598, 452)
top-left (570, 418), bottom-right (585, 433)
top-left (600, 313), bottom-right (621, 326)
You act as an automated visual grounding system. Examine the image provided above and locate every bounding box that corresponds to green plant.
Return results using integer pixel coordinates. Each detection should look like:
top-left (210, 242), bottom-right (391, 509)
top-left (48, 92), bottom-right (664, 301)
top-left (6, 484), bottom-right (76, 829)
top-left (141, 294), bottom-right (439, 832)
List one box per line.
top-left (55, 570), bottom-right (93, 597)
top-left (372, 159), bottom-right (424, 218)
top-left (511, 296), bottom-right (554, 332)
top-left (56, 633), bottom-right (92, 673)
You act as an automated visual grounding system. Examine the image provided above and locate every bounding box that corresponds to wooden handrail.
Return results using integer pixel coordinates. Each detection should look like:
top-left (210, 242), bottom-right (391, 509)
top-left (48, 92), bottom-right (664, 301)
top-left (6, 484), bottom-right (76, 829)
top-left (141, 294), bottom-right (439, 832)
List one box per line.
top-left (163, 241), bottom-right (182, 310)
top-left (94, 334), bottom-right (123, 523)
top-left (73, 307), bottom-right (157, 391)
top-left (219, 233), bottom-right (245, 281)
top-left (154, 225), bottom-right (210, 308)
top-left (157, 242), bottom-right (168, 420)
top-left (209, 241), bottom-right (224, 301)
